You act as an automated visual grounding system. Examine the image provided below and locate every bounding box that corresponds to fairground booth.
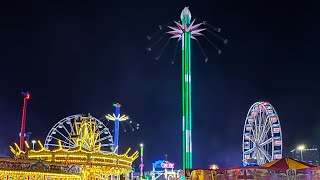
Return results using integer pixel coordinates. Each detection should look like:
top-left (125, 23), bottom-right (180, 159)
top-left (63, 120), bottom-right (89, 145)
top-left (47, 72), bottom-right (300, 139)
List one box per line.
top-left (186, 158), bottom-right (320, 179)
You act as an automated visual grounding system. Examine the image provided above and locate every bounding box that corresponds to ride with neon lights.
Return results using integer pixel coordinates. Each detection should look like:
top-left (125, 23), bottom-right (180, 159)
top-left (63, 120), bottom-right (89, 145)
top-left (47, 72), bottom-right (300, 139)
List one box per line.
top-left (148, 7), bottom-right (227, 170)
top-left (242, 101), bottom-right (283, 166)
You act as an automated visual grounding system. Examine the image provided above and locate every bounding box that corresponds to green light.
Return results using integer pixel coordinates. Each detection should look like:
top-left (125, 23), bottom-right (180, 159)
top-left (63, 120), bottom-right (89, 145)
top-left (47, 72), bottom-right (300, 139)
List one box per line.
top-left (182, 32), bottom-right (186, 170)
top-left (181, 15), bottom-right (192, 170)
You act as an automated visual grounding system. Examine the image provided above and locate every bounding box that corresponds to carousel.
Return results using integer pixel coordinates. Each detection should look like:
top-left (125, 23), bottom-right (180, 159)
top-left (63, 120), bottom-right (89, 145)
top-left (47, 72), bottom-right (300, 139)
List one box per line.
top-left (0, 114), bottom-right (139, 180)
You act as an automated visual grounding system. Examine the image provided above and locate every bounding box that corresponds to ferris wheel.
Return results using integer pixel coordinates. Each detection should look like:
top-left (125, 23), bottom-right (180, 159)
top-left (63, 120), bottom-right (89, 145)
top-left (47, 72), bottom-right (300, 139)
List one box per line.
top-left (44, 114), bottom-right (114, 153)
top-left (242, 101), bottom-right (282, 165)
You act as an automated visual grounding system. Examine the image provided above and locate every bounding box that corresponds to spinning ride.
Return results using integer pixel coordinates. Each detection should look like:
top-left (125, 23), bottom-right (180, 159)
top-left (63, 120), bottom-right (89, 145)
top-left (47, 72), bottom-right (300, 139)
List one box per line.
top-left (148, 7), bottom-right (227, 170)
top-left (105, 103), bottom-right (129, 154)
top-left (242, 101), bottom-right (282, 165)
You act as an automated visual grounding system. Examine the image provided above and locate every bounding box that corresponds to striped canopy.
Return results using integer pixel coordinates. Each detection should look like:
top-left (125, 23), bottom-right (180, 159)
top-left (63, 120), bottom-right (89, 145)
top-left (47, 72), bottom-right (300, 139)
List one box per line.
top-left (262, 158), bottom-right (318, 170)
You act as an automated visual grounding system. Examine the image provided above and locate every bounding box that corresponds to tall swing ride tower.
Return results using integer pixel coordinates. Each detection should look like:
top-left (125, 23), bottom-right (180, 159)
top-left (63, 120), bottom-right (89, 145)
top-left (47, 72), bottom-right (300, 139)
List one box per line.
top-left (148, 6), bottom-right (227, 170)
top-left (163, 7), bottom-right (227, 170)
top-left (105, 103), bottom-right (129, 154)
top-left (179, 8), bottom-right (193, 169)
top-left (168, 7), bottom-right (204, 170)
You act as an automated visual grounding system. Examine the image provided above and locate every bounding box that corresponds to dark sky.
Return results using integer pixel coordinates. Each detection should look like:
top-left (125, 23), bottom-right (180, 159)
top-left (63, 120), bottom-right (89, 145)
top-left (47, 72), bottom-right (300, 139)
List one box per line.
top-left (0, 0), bottom-right (320, 169)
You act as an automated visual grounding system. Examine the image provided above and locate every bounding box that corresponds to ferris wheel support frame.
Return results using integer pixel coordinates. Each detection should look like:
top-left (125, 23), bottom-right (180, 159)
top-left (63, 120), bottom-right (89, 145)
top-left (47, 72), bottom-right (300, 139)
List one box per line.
top-left (242, 101), bottom-right (283, 165)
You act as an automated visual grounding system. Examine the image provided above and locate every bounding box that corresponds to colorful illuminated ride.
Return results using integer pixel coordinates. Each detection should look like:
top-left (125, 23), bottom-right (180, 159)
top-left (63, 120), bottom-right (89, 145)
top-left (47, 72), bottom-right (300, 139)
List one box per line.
top-left (169, 7), bottom-right (227, 170)
top-left (148, 7), bottom-right (227, 170)
top-left (242, 101), bottom-right (283, 165)
top-left (3, 114), bottom-right (138, 179)
top-left (105, 103), bottom-right (129, 154)
top-left (44, 114), bottom-right (114, 153)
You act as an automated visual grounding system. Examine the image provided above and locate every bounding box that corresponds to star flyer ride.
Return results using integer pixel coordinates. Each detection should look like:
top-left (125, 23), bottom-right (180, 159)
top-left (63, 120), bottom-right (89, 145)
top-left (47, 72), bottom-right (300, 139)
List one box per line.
top-left (148, 7), bottom-right (227, 171)
top-left (1, 114), bottom-right (138, 180)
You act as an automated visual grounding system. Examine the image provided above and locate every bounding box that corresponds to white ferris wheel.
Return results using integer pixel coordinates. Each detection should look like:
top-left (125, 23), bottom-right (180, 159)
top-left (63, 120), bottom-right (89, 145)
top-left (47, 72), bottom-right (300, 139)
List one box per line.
top-left (242, 101), bottom-right (283, 165)
top-left (44, 114), bottom-right (114, 153)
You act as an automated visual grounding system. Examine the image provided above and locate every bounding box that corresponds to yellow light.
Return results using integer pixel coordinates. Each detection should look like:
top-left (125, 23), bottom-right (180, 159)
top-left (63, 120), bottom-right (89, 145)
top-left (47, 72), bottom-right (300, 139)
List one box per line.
top-left (297, 145), bottom-right (306, 151)
top-left (7, 114), bottom-right (139, 179)
top-left (37, 140), bottom-right (46, 150)
top-left (24, 141), bottom-right (30, 149)
top-left (209, 164), bottom-right (219, 170)
top-left (0, 169), bottom-right (81, 179)
top-left (9, 146), bottom-right (16, 154)
top-left (106, 113), bottom-right (129, 121)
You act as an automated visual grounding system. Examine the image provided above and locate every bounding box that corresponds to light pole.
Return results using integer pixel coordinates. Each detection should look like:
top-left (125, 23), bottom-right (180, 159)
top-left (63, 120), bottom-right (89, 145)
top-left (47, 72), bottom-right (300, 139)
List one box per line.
top-left (139, 143), bottom-right (144, 179)
top-left (31, 140), bottom-right (36, 150)
top-left (297, 145), bottom-right (306, 161)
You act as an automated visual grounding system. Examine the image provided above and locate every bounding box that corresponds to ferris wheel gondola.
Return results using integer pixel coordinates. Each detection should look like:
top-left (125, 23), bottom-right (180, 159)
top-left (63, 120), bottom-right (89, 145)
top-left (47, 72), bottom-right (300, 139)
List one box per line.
top-left (242, 101), bottom-right (283, 165)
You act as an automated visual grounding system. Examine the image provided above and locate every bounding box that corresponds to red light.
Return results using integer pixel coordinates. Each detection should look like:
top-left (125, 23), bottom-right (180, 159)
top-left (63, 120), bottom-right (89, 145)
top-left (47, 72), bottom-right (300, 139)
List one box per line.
top-left (26, 94), bottom-right (30, 99)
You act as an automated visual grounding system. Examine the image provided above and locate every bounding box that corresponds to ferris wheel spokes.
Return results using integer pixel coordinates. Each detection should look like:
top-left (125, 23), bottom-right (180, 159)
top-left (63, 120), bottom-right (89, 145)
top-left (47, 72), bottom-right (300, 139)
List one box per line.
top-left (244, 148), bottom-right (255, 155)
top-left (258, 116), bottom-right (269, 139)
top-left (48, 136), bottom-right (71, 146)
top-left (98, 128), bottom-right (110, 137)
top-left (44, 114), bottom-right (114, 152)
top-left (66, 120), bottom-right (76, 136)
top-left (258, 147), bottom-right (271, 162)
top-left (242, 102), bottom-right (283, 166)
top-left (260, 137), bottom-right (273, 147)
top-left (96, 135), bottom-right (113, 144)
top-left (54, 128), bottom-right (77, 147)
top-left (259, 123), bottom-right (271, 142)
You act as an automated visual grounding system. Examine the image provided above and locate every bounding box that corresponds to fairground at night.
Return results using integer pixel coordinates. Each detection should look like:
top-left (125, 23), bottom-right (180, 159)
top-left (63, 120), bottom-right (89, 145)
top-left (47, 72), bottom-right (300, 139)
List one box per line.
top-left (0, 1), bottom-right (319, 180)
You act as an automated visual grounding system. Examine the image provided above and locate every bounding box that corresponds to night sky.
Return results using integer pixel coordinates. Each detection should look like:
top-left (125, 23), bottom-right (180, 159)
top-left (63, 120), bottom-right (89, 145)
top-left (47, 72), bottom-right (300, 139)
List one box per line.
top-left (0, 0), bottom-right (320, 169)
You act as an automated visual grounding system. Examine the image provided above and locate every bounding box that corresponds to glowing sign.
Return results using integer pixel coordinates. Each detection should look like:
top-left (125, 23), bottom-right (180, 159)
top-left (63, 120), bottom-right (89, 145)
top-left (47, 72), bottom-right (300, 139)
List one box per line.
top-left (153, 160), bottom-right (174, 169)
top-left (161, 162), bottom-right (174, 169)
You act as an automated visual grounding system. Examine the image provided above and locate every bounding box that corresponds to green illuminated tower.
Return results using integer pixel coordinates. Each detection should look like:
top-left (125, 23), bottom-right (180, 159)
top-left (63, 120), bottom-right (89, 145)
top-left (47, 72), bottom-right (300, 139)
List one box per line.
top-left (181, 8), bottom-right (192, 169)
top-left (168, 7), bottom-right (196, 169)
top-left (166, 7), bottom-right (227, 170)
